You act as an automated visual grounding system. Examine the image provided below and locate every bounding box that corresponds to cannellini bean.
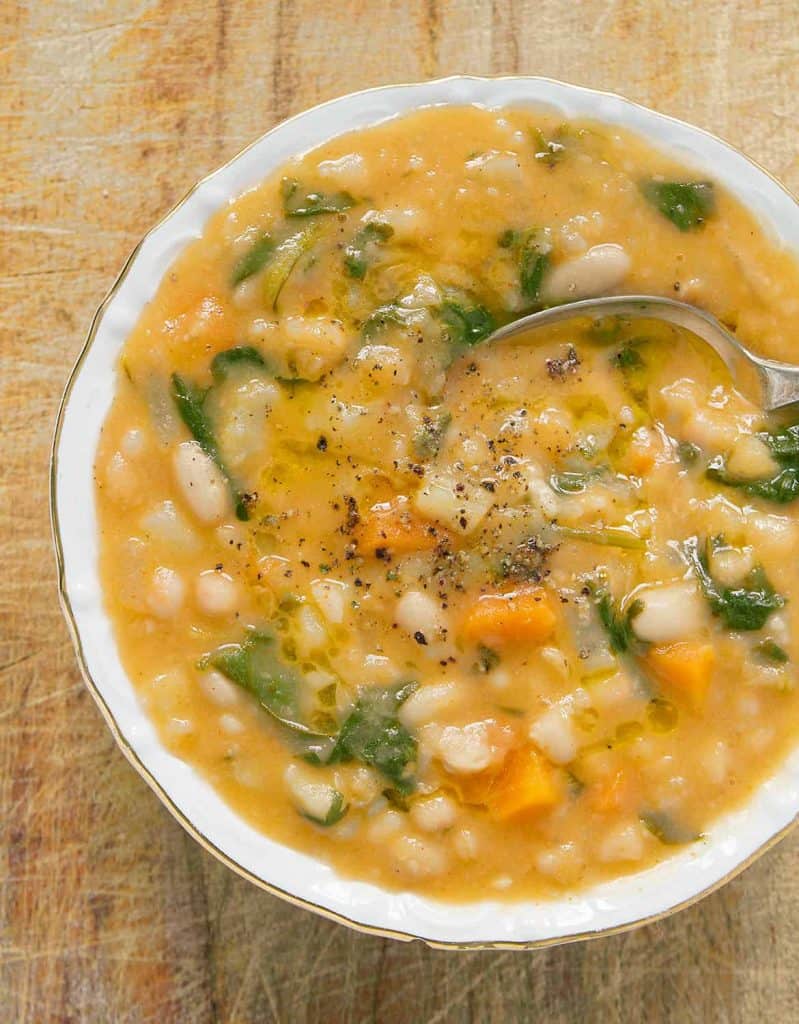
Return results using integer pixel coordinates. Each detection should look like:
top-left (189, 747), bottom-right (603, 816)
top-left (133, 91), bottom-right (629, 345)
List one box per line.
top-left (709, 546), bottom-right (755, 587)
top-left (198, 669), bottom-right (240, 708)
top-left (410, 793), bottom-right (458, 833)
top-left (399, 682), bottom-right (460, 728)
top-left (725, 435), bottom-right (778, 480)
top-left (284, 763), bottom-right (340, 821)
top-left (367, 809), bottom-right (404, 842)
top-left (281, 316), bottom-right (349, 381)
top-left (294, 604), bottom-right (327, 657)
top-left (703, 740), bottom-right (730, 785)
top-left (395, 590), bottom-right (446, 639)
top-left (121, 427), bottom-right (145, 457)
top-left (173, 441), bottom-right (230, 523)
top-left (631, 581), bottom-right (706, 644)
top-left (340, 766), bottom-right (383, 808)
top-left (390, 834), bottom-right (448, 879)
top-left (382, 206), bottom-right (428, 242)
top-left (437, 721), bottom-right (510, 775)
top-left (597, 821), bottom-right (647, 863)
top-left (316, 152), bottom-right (369, 190)
top-left (535, 841), bottom-right (584, 883)
top-left (140, 500), bottom-right (199, 551)
top-left (465, 149), bottom-right (523, 183)
top-left (353, 344), bottom-right (411, 387)
top-left (196, 570), bottom-right (238, 616)
top-left (105, 451), bottom-right (139, 505)
top-left (310, 578), bottom-right (348, 625)
top-left (529, 706), bottom-right (579, 764)
top-left (542, 243), bottom-right (630, 302)
top-left (413, 471), bottom-right (493, 534)
top-left (452, 828), bottom-right (478, 861)
top-left (219, 714), bottom-right (244, 735)
top-left (146, 566), bottom-right (185, 618)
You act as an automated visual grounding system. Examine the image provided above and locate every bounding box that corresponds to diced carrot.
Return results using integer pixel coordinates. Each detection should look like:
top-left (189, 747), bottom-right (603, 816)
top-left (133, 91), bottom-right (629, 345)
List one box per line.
top-left (357, 496), bottom-right (443, 556)
top-left (461, 587), bottom-right (556, 646)
top-left (644, 641), bottom-right (716, 711)
top-left (488, 744), bottom-right (560, 822)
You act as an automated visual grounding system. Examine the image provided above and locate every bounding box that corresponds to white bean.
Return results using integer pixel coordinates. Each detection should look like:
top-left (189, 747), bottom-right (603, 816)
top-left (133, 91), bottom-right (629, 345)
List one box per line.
top-left (543, 243), bottom-right (630, 301)
top-left (413, 471), bottom-right (493, 535)
top-left (399, 682), bottom-right (460, 728)
top-left (437, 721), bottom-right (509, 775)
top-left (529, 706), bottom-right (578, 765)
top-left (284, 763), bottom-right (339, 821)
top-left (173, 441), bottom-right (229, 523)
top-left (390, 834), bottom-right (448, 879)
top-left (395, 590), bottom-right (446, 639)
top-left (631, 581), bottom-right (706, 644)
top-left (410, 793), bottom-right (458, 833)
top-left (146, 566), bottom-right (185, 619)
top-left (597, 821), bottom-right (647, 863)
top-left (198, 669), bottom-right (240, 708)
top-left (310, 578), bottom-right (348, 625)
top-left (196, 570), bottom-right (238, 617)
top-left (452, 828), bottom-right (478, 861)
top-left (726, 435), bottom-right (778, 480)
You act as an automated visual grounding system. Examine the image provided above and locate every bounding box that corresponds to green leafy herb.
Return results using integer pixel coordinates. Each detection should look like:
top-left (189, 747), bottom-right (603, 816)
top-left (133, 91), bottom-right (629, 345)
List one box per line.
top-left (677, 441), bottom-right (701, 466)
top-left (683, 536), bottom-right (785, 631)
top-left (438, 300), bottom-right (496, 348)
top-left (530, 125), bottom-right (569, 167)
top-left (477, 645), bottom-right (500, 673)
top-left (640, 179), bottom-right (716, 232)
top-left (591, 585), bottom-right (645, 654)
top-left (328, 682), bottom-right (418, 793)
top-left (412, 410), bottom-right (451, 459)
top-left (210, 346), bottom-right (268, 382)
top-left (361, 302), bottom-right (423, 340)
top-left (706, 423), bottom-right (799, 504)
top-left (641, 810), bottom-right (700, 845)
top-left (755, 639), bottom-right (789, 665)
top-left (613, 344), bottom-right (645, 370)
top-left (281, 176), bottom-right (355, 217)
top-left (262, 221), bottom-right (325, 310)
top-left (499, 228), bottom-right (550, 305)
top-left (549, 468), bottom-right (603, 495)
top-left (171, 373), bottom-right (252, 521)
top-left (550, 524), bottom-right (646, 551)
top-left (302, 789), bottom-right (349, 827)
top-left (230, 233), bottom-right (276, 286)
top-left (209, 630), bottom-right (334, 736)
top-left (344, 221), bottom-right (393, 279)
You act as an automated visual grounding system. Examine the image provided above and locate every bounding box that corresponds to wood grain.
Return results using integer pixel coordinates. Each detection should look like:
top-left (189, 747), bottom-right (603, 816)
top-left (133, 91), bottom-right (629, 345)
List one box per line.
top-left (2, 1), bottom-right (799, 1020)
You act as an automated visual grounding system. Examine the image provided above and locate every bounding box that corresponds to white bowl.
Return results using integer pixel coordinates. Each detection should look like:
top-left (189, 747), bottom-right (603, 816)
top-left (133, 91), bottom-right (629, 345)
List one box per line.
top-left (52, 75), bottom-right (799, 949)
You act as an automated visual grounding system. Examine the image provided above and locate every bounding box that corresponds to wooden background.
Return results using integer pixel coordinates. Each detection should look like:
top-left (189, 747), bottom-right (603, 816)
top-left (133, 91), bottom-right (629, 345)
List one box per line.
top-left (3, 1), bottom-right (799, 1021)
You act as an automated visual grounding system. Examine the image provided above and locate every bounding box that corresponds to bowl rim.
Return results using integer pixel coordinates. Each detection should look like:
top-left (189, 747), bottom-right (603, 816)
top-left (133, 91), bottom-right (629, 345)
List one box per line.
top-left (51, 73), bottom-right (799, 950)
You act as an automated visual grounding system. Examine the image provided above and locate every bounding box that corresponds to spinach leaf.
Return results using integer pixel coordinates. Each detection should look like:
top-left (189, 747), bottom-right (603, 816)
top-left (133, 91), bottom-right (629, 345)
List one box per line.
top-left (640, 180), bottom-right (716, 232)
top-left (328, 682), bottom-right (418, 793)
top-left (549, 468), bottom-right (603, 495)
top-left (281, 176), bottom-right (355, 217)
top-left (706, 424), bottom-right (799, 504)
top-left (683, 536), bottom-right (784, 631)
top-left (589, 583), bottom-right (645, 654)
top-left (209, 630), bottom-right (336, 736)
top-left (262, 221), bottom-right (325, 310)
top-left (756, 638), bottom-right (789, 665)
top-left (552, 524), bottom-right (646, 551)
top-left (210, 345), bottom-right (269, 382)
top-left (361, 302), bottom-right (424, 340)
top-left (344, 221), bottom-right (393, 279)
top-left (171, 373), bottom-right (252, 521)
top-left (413, 410), bottom-right (451, 460)
top-left (530, 125), bottom-right (569, 167)
top-left (438, 300), bottom-right (496, 348)
top-left (231, 233), bottom-right (275, 286)
top-left (499, 228), bottom-right (550, 305)
top-left (640, 810), bottom-right (700, 845)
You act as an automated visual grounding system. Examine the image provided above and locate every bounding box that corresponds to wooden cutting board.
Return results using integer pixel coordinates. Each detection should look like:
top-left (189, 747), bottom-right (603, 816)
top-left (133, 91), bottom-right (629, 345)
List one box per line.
top-left (3, 1), bottom-right (799, 1020)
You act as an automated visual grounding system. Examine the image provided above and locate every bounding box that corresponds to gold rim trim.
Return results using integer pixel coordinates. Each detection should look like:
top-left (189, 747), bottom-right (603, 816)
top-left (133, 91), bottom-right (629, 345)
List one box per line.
top-left (50, 74), bottom-right (799, 950)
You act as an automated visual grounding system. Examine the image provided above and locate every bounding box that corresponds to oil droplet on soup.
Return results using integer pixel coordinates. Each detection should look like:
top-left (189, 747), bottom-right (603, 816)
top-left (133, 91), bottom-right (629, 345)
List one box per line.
top-left (95, 106), bottom-right (799, 900)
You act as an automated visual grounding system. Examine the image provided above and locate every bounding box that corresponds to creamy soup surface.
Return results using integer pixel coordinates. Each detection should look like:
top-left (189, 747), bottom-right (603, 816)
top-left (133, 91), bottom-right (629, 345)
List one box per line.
top-left (95, 105), bottom-right (799, 900)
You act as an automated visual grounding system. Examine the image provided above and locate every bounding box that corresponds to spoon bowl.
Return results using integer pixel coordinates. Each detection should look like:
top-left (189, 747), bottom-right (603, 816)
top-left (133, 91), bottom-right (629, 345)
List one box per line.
top-left (489, 295), bottom-right (799, 412)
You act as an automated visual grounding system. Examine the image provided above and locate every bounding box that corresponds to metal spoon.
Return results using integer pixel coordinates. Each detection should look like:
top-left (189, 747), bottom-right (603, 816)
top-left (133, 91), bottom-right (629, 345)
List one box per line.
top-left (487, 294), bottom-right (799, 412)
